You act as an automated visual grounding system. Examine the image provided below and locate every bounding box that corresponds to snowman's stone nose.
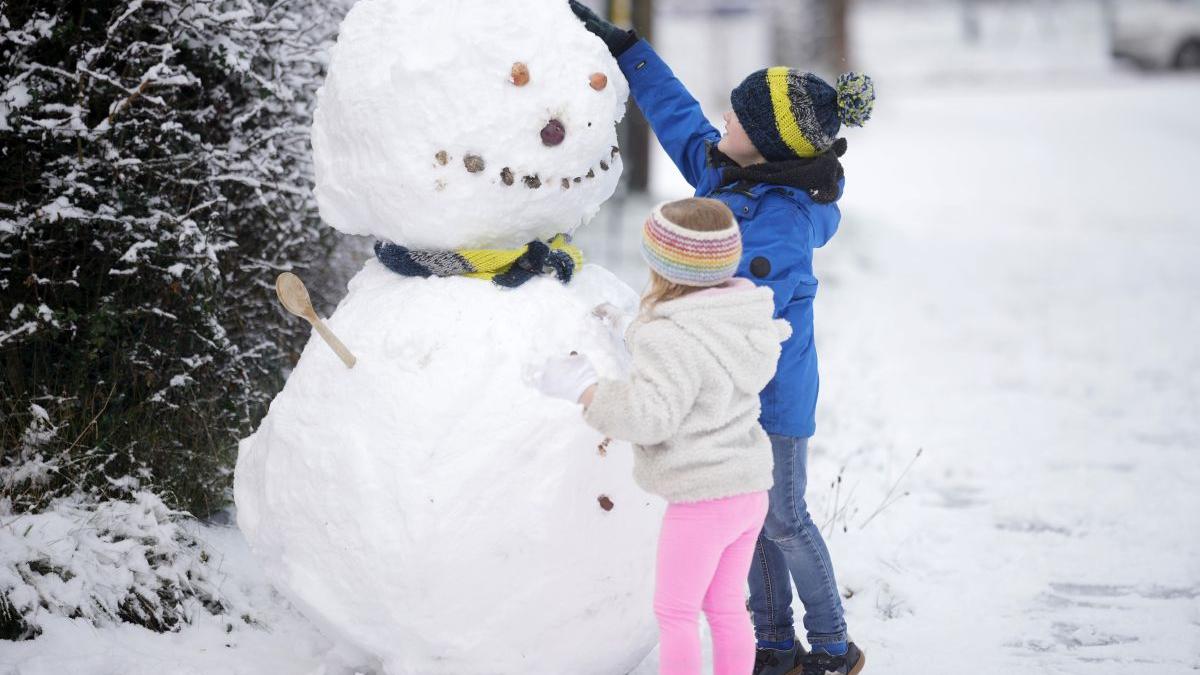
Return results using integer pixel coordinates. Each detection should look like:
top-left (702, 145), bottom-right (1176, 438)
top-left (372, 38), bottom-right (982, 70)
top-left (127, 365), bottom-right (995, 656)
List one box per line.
top-left (541, 119), bottom-right (566, 147)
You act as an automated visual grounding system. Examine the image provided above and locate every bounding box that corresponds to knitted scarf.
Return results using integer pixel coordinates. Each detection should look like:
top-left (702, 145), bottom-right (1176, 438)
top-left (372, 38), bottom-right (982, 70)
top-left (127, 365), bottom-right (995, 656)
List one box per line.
top-left (373, 234), bottom-right (583, 288)
top-left (714, 138), bottom-right (848, 205)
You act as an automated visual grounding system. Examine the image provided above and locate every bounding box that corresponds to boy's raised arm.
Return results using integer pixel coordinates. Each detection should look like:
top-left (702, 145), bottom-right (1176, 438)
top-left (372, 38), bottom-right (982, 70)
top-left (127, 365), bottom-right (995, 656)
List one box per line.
top-left (616, 40), bottom-right (721, 189)
top-left (568, 1), bottom-right (719, 188)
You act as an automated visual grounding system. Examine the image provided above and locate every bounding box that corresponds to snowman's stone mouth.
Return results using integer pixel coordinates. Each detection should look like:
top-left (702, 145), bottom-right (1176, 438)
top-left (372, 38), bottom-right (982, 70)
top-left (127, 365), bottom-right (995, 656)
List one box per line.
top-left (435, 146), bottom-right (621, 192)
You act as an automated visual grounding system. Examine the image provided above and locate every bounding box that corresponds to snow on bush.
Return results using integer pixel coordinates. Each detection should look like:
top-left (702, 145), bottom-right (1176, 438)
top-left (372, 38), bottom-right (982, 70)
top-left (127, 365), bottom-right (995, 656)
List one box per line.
top-left (0, 0), bottom-right (348, 516)
top-left (0, 492), bottom-right (240, 641)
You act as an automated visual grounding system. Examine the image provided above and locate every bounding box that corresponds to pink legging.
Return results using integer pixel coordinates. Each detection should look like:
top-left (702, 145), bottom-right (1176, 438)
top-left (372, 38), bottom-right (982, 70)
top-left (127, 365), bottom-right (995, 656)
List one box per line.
top-left (655, 491), bottom-right (769, 675)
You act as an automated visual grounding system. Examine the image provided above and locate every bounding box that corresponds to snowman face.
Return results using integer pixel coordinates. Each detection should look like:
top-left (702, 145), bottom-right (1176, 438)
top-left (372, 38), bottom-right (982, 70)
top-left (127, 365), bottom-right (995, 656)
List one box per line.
top-left (312, 0), bottom-right (629, 250)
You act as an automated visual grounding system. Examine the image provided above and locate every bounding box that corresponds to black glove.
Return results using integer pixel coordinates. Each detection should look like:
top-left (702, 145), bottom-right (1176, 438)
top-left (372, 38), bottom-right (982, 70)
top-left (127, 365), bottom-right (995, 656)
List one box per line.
top-left (568, 0), bottom-right (639, 57)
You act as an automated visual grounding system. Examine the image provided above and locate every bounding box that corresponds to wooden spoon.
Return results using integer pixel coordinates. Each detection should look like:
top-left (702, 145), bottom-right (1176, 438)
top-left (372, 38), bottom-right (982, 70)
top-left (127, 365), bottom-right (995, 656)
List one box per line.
top-left (276, 272), bottom-right (357, 369)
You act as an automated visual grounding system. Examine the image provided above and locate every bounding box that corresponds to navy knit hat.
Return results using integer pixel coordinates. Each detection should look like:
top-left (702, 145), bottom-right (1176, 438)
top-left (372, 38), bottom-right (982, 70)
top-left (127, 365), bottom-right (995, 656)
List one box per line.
top-left (731, 68), bottom-right (875, 161)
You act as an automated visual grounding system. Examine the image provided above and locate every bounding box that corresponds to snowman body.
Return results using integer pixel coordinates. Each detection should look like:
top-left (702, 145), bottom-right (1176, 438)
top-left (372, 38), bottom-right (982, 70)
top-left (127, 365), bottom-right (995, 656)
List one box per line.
top-left (234, 1), bottom-right (663, 673)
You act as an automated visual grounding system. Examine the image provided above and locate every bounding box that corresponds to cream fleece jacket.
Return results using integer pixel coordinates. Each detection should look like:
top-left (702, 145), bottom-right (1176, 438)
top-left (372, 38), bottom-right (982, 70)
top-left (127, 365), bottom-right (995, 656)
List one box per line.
top-left (584, 279), bottom-right (792, 503)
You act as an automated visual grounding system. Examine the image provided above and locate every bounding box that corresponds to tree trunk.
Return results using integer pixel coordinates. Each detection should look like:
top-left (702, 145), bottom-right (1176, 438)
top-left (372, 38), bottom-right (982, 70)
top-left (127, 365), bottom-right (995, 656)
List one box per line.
top-left (614, 0), bottom-right (653, 193)
top-left (831, 0), bottom-right (850, 70)
top-left (962, 0), bottom-right (981, 44)
top-left (772, 0), bottom-right (851, 74)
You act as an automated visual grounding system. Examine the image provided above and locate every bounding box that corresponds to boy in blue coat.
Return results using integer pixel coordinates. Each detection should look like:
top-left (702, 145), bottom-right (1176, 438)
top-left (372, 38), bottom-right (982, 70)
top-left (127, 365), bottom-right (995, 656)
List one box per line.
top-left (569, 4), bottom-right (875, 675)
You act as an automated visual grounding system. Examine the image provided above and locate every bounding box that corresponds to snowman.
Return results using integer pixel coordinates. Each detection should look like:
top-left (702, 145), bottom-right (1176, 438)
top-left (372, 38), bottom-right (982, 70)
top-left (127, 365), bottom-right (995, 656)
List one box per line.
top-left (233, 0), bottom-right (662, 673)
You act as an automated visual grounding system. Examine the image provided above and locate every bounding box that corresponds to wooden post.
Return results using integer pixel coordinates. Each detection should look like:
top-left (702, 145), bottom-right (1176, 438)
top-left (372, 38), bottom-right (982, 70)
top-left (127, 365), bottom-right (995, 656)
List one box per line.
top-left (626, 0), bottom-right (653, 193)
top-left (1098, 0), bottom-right (1116, 51)
top-left (831, 0), bottom-right (850, 70)
top-left (962, 0), bottom-right (981, 44)
top-left (610, 0), bottom-right (652, 194)
top-left (772, 0), bottom-right (850, 74)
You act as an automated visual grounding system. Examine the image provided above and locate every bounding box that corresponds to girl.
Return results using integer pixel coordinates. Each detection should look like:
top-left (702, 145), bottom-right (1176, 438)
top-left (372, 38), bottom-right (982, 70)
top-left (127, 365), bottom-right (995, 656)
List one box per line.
top-left (534, 197), bottom-right (791, 675)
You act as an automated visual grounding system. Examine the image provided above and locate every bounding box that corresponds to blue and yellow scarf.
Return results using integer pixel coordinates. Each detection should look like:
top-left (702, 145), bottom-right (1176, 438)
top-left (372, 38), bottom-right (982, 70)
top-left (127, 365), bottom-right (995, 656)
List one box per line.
top-left (373, 234), bottom-right (583, 288)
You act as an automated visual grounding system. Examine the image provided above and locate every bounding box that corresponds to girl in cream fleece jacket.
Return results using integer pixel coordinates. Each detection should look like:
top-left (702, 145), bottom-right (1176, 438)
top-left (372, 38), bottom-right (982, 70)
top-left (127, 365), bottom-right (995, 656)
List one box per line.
top-left (535, 198), bottom-right (790, 675)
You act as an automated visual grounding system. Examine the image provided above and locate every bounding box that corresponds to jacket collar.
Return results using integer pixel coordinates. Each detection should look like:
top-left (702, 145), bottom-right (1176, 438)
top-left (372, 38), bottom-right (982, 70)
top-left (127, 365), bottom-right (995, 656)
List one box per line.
top-left (709, 140), bottom-right (846, 205)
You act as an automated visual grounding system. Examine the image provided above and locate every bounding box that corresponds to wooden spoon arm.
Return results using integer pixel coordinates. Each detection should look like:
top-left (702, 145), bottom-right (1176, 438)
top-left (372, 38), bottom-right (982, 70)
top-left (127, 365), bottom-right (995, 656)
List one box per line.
top-left (311, 318), bottom-right (357, 369)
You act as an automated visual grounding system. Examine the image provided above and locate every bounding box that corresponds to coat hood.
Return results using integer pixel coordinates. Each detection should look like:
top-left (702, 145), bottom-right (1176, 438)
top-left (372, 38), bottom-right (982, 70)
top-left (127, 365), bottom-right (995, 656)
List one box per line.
top-left (640, 280), bottom-right (792, 394)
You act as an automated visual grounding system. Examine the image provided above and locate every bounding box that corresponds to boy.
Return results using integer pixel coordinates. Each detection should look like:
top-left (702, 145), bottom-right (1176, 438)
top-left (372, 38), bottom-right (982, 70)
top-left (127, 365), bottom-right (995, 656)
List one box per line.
top-left (568, 3), bottom-right (874, 674)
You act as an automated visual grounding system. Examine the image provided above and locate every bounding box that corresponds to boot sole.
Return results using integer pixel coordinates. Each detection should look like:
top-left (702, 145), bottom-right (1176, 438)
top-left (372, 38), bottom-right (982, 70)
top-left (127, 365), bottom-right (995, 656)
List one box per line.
top-left (785, 649), bottom-right (865, 675)
top-left (848, 650), bottom-right (866, 675)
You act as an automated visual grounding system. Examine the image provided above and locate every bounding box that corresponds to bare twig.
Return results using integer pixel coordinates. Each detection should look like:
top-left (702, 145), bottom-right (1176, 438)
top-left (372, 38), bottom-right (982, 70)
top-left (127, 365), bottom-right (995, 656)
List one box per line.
top-left (63, 381), bottom-right (119, 456)
top-left (821, 470), bottom-right (844, 537)
top-left (859, 448), bottom-right (923, 529)
top-left (105, 78), bottom-right (153, 127)
top-left (829, 481), bottom-right (860, 536)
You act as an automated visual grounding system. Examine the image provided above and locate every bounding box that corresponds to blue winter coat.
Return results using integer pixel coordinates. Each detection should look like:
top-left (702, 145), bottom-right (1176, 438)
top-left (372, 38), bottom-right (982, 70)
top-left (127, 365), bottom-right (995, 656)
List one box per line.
top-left (617, 40), bottom-right (841, 438)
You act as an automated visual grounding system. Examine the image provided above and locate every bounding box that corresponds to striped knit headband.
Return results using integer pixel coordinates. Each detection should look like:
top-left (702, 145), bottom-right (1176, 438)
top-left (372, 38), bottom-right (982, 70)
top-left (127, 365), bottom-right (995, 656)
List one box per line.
top-left (640, 203), bottom-right (742, 288)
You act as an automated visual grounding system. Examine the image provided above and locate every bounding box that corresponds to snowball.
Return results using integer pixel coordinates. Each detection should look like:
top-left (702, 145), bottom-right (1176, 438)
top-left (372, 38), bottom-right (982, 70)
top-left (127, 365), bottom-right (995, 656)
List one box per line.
top-left (311, 0), bottom-right (629, 250)
top-left (235, 263), bottom-right (662, 674)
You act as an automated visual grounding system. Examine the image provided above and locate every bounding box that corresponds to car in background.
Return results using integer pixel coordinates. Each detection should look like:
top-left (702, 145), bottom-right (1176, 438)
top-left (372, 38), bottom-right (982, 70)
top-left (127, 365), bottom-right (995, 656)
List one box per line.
top-left (1111, 0), bottom-right (1200, 69)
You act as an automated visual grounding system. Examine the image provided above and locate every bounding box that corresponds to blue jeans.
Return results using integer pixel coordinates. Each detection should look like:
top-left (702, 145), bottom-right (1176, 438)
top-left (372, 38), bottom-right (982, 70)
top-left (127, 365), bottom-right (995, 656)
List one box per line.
top-left (747, 435), bottom-right (848, 649)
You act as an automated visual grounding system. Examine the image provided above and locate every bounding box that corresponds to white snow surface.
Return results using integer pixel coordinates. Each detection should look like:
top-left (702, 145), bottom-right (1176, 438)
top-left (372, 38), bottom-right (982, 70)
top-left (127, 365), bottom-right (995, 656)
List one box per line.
top-left (6, 4), bottom-right (1200, 674)
top-left (812, 75), bottom-right (1200, 673)
top-left (234, 262), bottom-right (662, 675)
top-left (0, 510), bottom-right (374, 675)
top-left (311, 0), bottom-right (629, 250)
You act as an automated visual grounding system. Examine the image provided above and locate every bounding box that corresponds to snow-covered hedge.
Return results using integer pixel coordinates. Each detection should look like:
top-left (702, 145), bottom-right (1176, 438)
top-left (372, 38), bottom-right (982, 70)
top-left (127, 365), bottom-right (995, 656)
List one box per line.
top-left (0, 492), bottom-right (237, 640)
top-left (0, 1), bottom-right (346, 516)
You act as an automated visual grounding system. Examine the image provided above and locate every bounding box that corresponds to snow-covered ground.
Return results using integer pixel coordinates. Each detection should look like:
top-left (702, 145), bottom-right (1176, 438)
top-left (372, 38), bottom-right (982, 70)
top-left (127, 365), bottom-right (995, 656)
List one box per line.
top-left (4, 2), bottom-right (1199, 673)
top-left (798, 74), bottom-right (1200, 673)
top-left (0, 506), bottom-right (379, 674)
top-left (607, 58), bottom-right (1200, 675)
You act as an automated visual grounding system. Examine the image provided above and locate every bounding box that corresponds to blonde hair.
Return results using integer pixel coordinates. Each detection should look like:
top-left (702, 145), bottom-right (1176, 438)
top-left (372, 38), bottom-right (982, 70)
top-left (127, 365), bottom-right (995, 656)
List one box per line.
top-left (640, 198), bottom-right (737, 313)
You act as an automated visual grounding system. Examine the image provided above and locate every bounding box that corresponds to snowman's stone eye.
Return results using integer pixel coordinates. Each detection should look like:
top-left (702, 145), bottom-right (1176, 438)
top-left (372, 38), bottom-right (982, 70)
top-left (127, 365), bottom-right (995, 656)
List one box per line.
top-left (511, 62), bottom-right (530, 87)
top-left (590, 73), bottom-right (608, 91)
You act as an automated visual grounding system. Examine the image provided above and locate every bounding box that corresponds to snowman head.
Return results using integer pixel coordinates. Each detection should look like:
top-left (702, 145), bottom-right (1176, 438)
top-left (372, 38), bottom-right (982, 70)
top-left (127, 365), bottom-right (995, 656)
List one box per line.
top-left (312, 0), bottom-right (629, 250)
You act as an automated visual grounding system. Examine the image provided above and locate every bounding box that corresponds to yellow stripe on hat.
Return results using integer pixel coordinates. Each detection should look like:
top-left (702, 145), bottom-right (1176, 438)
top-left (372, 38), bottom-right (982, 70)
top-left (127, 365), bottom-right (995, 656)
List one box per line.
top-left (767, 67), bottom-right (818, 159)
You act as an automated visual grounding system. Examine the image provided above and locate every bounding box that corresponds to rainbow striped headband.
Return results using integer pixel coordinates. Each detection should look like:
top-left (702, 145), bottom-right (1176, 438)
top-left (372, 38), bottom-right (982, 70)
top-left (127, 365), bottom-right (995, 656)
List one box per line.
top-left (640, 203), bottom-right (742, 288)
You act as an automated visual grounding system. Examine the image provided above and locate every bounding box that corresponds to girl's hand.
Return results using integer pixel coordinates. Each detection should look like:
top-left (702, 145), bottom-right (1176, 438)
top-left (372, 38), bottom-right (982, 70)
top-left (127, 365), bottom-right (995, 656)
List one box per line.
top-left (567, 0), bottom-right (638, 57)
top-left (591, 302), bottom-right (632, 339)
top-left (529, 353), bottom-right (598, 404)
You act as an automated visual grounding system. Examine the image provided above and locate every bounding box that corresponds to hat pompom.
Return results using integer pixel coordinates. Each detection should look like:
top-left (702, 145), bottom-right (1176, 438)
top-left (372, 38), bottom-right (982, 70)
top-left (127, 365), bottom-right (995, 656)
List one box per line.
top-left (835, 72), bottom-right (875, 128)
